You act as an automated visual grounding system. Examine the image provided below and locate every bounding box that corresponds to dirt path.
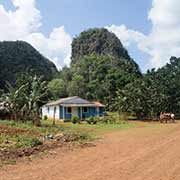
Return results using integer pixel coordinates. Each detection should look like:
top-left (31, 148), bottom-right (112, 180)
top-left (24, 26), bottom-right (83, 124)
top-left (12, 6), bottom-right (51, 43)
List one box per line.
top-left (1, 122), bottom-right (180, 180)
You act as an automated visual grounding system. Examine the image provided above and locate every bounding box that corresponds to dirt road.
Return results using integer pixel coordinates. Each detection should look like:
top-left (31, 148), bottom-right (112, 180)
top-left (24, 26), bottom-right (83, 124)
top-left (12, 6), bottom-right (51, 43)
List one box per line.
top-left (1, 122), bottom-right (180, 180)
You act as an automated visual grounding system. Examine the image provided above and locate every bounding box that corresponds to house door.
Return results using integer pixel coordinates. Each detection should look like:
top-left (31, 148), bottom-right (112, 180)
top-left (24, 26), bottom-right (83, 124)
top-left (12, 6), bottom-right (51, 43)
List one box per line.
top-left (72, 107), bottom-right (78, 117)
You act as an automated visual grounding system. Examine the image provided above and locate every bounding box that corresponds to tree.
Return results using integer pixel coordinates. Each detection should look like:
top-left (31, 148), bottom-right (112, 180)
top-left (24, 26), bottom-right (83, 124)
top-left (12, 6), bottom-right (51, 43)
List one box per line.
top-left (48, 79), bottom-right (67, 100)
top-left (2, 75), bottom-right (48, 126)
top-left (67, 75), bottom-right (86, 97)
top-left (3, 82), bottom-right (28, 120)
top-left (23, 76), bottom-right (48, 126)
top-left (114, 90), bottom-right (128, 120)
top-left (114, 79), bottom-right (149, 119)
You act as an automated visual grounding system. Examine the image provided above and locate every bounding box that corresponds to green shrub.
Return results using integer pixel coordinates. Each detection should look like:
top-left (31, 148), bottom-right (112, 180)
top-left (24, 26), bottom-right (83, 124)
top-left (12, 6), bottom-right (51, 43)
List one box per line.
top-left (30, 138), bottom-right (43, 147)
top-left (86, 116), bottom-right (97, 124)
top-left (15, 136), bottom-right (42, 148)
top-left (71, 116), bottom-right (80, 124)
top-left (94, 116), bottom-right (102, 123)
top-left (86, 117), bottom-right (92, 124)
top-left (43, 115), bottom-right (48, 120)
top-left (98, 115), bottom-right (118, 124)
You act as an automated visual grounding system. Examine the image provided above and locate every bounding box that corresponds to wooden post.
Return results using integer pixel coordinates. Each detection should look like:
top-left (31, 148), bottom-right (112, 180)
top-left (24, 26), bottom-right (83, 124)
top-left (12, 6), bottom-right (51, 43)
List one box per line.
top-left (81, 107), bottom-right (83, 120)
top-left (63, 106), bottom-right (65, 120)
top-left (53, 106), bottom-right (56, 125)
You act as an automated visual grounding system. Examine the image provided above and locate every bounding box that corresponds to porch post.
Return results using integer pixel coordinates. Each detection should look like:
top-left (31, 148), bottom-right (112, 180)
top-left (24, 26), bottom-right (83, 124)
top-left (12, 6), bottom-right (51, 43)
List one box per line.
top-left (63, 106), bottom-right (65, 120)
top-left (81, 107), bottom-right (83, 120)
top-left (97, 107), bottom-right (100, 116)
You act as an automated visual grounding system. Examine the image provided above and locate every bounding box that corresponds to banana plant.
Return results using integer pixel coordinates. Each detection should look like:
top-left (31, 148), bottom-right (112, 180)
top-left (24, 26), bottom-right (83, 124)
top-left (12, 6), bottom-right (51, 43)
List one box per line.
top-left (2, 82), bottom-right (28, 120)
top-left (24, 76), bottom-right (48, 126)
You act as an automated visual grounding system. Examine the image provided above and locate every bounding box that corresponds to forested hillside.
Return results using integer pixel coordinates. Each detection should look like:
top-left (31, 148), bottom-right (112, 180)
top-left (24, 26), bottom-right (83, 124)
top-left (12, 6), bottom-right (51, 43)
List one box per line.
top-left (48, 28), bottom-right (180, 117)
top-left (49, 28), bottom-right (142, 107)
top-left (0, 41), bottom-right (57, 90)
top-left (1, 28), bottom-right (180, 117)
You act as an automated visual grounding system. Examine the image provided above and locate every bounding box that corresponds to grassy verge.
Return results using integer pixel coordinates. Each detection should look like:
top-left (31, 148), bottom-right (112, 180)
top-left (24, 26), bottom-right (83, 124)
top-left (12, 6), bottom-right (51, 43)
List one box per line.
top-left (0, 120), bottom-right (94, 156)
top-left (0, 119), bottom-right (98, 165)
top-left (0, 116), bottom-right (136, 151)
top-left (59, 122), bottom-right (134, 134)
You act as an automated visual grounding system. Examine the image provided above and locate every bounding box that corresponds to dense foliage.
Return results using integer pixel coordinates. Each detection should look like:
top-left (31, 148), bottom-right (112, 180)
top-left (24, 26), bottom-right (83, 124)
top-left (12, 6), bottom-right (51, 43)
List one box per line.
top-left (1, 75), bottom-right (49, 126)
top-left (49, 28), bottom-right (142, 108)
top-left (114, 56), bottom-right (180, 118)
top-left (0, 41), bottom-right (57, 90)
top-left (49, 28), bottom-right (180, 117)
top-left (1, 28), bottom-right (180, 120)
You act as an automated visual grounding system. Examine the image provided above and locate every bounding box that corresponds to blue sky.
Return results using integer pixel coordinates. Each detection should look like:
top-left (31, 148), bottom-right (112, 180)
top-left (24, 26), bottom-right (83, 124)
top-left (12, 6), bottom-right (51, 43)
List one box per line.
top-left (0, 0), bottom-right (180, 71)
top-left (38, 0), bottom-right (152, 36)
top-left (38, 0), bottom-right (151, 71)
top-left (1, 0), bottom-right (152, 35)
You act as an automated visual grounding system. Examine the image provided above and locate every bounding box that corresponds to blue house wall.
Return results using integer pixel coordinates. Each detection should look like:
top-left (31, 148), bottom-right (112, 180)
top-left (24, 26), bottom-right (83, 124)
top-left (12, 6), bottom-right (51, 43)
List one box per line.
top-left (59, 106), bottom-right (105, 120)
top-left (59, 106), bottom-right (63, 119)
top-left (64, 107), bottom-right (72, 119)
top-left (82, 107), bottom-right (96, 118)
top-left (99, 107), bottom-right (105, 116)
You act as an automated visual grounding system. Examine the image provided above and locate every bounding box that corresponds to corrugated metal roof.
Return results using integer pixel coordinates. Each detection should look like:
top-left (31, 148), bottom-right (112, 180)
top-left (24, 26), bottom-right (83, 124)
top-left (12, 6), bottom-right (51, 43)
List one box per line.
top-left (45, 96), bottom-right (95, 106)
top-left (62, 104), bottom-right (97, 107)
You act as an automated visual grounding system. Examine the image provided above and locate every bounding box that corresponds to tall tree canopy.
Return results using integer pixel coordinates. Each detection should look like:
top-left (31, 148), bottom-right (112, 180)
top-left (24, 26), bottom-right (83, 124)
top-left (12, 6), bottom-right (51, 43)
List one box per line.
top-left (114, 56), bottom-right (180, 118)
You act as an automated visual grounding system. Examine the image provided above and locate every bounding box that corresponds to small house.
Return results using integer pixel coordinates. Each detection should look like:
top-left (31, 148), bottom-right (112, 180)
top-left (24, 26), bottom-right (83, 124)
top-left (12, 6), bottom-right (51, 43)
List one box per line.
top-left (42, 96), bottom-right (105, 121)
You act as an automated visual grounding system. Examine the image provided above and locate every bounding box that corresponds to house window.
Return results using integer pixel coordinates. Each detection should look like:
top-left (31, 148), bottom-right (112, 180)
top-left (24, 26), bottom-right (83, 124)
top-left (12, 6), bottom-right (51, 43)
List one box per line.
top-left (67, 107), bottom-right (72, 114)
top-left (83, 107), bottom-right (88, 113)
top-left (47, 107), bottom-right (50, 113)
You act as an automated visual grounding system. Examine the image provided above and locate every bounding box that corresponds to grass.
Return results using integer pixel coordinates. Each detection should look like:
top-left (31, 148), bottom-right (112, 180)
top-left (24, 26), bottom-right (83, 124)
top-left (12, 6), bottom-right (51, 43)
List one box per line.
top-left (60, 122), bottom-right (134, 134)
top-left (0, 119), bottom-right (94, 150)
top-left (0, 113), bottom-right (160, 151)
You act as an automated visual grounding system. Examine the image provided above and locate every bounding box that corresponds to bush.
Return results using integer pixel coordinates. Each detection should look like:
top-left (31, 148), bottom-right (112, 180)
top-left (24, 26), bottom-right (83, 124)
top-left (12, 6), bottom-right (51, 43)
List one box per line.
top-left (85, 116), bottom-right (97, 125)
top-left (43, 115), bottom-right (48, 121)
top-left (30, 138), bottom-right (43, 147)
top-left (86, 117), bottom-right (93, 124)
top-left (98, 115), bottom-right (125, 124)
top-left (15, 136), bottom-right (42, 148)
top-left (71, 116), bottom-right (80, 124)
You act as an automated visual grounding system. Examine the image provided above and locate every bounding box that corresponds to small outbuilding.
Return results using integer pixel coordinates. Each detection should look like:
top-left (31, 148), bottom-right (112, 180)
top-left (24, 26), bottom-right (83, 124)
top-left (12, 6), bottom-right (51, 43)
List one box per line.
top-left (42, 96), bottom-right (105, 121)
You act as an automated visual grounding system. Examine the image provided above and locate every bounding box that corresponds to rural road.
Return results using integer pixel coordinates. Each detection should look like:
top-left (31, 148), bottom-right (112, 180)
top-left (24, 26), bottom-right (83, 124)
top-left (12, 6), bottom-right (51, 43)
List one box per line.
top-left (1, 122), bottom-right (180, 180)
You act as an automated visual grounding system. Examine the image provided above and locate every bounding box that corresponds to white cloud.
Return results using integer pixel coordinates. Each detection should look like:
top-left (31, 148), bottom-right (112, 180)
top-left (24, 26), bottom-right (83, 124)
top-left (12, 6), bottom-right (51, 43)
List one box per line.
top-left (26, 26), bottom-right (72, 69)
top-left (0, 0), bottom-right (72, 69)
top-left (107, 0), bottom-right (180, 70)
top-left (106, 24), bottom-right (145, 47)
top-left (2, 0), bottom-right (180, 70)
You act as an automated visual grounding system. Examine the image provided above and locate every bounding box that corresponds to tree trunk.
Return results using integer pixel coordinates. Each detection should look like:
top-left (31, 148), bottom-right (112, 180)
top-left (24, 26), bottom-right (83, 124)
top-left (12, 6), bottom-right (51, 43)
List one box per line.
top-left (33, 112), bottom-right (41, 126)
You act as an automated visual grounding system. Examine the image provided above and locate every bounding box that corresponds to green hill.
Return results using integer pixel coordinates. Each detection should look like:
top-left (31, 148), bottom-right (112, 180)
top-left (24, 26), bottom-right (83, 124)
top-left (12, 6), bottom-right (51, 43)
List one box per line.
top-left (0, 41), bottom-right (57, 90)
top-left (48, 28), bottom-right (141, 106)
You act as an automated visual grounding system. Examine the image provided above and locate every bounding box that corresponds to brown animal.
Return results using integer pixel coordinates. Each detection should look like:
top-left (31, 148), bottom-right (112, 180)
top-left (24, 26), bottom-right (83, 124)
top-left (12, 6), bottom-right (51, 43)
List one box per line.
top-left (160, 112), bottom-right (175, 123)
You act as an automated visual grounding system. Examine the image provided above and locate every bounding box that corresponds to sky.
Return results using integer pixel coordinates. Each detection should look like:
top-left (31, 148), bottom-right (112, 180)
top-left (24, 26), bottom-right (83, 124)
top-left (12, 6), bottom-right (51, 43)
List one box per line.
top-left (0, 0), bottom-right (180, 72)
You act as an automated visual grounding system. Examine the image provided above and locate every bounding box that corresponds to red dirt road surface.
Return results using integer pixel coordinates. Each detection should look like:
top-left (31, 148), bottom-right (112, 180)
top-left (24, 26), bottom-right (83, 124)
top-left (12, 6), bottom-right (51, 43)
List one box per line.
top-left (1, 122), bottom-right (180, 180)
